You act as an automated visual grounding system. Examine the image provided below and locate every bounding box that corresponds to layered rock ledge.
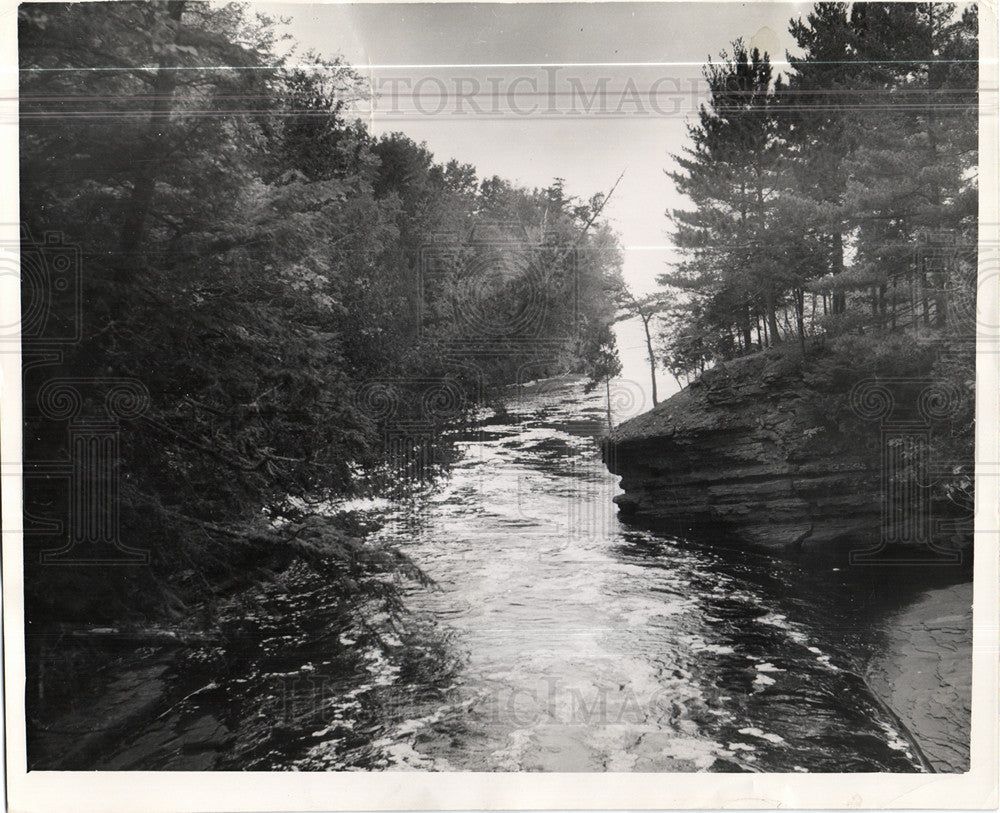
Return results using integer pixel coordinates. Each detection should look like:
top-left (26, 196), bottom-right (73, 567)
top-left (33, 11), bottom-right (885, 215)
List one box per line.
top-left (602, 348), bottom-right (967, 556)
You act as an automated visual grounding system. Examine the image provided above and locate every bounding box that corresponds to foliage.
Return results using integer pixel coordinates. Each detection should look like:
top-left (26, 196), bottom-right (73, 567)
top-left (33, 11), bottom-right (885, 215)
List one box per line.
top-left (19, 1), bottom-right (623, 644)
top-left (659, 2), bottom-right (977, 382)
top-left (655, 2), bottom-right (978, 539)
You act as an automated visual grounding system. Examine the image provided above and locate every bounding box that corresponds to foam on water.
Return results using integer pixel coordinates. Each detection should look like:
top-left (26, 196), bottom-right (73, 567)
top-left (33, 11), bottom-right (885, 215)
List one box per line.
top-left (142, 367), bottom-right (932, 773)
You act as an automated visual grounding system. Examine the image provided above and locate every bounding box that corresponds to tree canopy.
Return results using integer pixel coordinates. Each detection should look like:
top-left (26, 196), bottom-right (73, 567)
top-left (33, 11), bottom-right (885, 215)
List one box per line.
top-left (660, 2), bottom-right (977, 379)
top-left (19, 1), bottom-right (624, 632)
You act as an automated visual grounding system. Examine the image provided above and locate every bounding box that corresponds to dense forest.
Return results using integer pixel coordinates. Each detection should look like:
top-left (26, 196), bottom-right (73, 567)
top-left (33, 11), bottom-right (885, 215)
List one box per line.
top-left (18, 0), bottom-right (980, 748)
top-left (19, 0), bottom-right (623, 711)
top-left (659, 1), bottom-right (977, 378)
top-left (651, 2), bottom-right (978, 521)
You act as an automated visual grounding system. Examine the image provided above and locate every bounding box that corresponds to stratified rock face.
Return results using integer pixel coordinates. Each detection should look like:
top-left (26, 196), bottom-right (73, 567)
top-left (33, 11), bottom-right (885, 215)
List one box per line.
top-left (603, 350), bottom-right (885, 552)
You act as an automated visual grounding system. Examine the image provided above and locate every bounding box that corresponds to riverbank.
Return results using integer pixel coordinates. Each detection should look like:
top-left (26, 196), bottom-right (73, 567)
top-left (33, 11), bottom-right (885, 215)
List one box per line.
top-left (27, 371), bottom-right (974, 772)
top-left (601, 344), bottom-right (974, 770)
top-left (25, 509), bottom-right (434, 770)
top-left (603, 344), bottom-right (973, 559)
top-left (864, 582), bottom-right (973, 772)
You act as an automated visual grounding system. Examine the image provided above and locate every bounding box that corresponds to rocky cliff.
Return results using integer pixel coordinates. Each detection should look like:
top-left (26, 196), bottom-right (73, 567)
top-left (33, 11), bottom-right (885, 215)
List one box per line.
top-left (602, 347), bottom-right (970, 557)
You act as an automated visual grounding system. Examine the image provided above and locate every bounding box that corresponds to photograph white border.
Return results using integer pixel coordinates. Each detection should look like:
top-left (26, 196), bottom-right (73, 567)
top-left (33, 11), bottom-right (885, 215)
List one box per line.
top-left (1, 1), bottom-right (996, 810)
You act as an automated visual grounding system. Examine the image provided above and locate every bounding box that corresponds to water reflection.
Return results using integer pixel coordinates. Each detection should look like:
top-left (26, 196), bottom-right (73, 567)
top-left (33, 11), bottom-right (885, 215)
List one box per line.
top-left (98, 339), bottom-right (944, 772)
top-left (308, 375), bottom-right (925, 772)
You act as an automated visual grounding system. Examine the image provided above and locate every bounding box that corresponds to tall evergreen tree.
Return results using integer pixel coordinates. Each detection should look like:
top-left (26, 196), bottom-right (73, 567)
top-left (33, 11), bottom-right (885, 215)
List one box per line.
top-left (785, 2), bottom-right (859, 314)
top-left (842, 3), bottom-right (977, 328)
top-left (665, 41), bottom-right (805, 353)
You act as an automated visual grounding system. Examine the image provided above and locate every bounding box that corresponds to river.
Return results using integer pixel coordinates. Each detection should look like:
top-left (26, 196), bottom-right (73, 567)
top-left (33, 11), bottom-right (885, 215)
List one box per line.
top-left (94, 318), bottom-right (939, 772)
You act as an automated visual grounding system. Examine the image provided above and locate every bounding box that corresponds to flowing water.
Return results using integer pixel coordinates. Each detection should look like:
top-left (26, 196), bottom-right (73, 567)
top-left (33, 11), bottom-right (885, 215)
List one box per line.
top-left (97, 321), bottom-right (945, 772)
top-left (292, 375), bottom-right (924, 773)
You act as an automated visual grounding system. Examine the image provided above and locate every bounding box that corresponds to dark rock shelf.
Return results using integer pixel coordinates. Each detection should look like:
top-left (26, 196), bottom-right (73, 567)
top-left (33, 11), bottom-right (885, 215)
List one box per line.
top-left (602, 347), bottom-right (970, 559)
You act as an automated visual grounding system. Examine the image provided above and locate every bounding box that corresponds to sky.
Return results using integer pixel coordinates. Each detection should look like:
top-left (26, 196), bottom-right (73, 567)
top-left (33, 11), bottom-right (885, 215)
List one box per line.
top-left (257, 2), bottom-right (812, 294)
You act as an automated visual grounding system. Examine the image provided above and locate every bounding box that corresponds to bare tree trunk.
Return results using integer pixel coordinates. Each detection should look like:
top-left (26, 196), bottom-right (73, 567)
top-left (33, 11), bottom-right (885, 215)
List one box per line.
top-left (605, 377), bottom-right (613, 431)
top-left (924, 6), bottom-right (949, 331)
top-left (795, 288), bottom-right (806, 354)
top-left (765, 290), bottom-right (779, 345)
top-left (640, 314), bottom-right (658, 406)
top-left (782, 306), bottom-right (794, 338)
top-left (832, 231), bottom-right (846, 314)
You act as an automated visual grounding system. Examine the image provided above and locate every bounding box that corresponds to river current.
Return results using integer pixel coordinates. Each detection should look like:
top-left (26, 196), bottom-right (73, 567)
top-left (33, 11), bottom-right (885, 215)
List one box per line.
top-left (305, 375), bottom-right (924, 772)
top-left (100, 320), bottom-right (940, 772)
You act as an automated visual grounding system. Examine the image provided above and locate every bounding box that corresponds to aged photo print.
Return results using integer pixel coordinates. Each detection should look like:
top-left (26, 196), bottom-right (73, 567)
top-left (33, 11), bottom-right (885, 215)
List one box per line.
top-left (3, 0), bottom-right (998, 810)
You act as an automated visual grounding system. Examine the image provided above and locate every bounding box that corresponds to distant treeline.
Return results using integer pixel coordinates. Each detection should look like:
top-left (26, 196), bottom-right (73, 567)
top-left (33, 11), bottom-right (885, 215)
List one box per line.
top-left (660, 2), bottom-right (978, 378)
top-left (19, 1), bottom-right (622, 629)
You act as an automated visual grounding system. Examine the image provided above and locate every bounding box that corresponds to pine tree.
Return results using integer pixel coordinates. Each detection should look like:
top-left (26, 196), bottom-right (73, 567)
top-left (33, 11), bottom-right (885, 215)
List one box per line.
top-left (842, 3), bottom-right (978, 329)
top-left (665, 41), bottom-right (797, 353)
top-left (785, 2), bottom-right (860, 314)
